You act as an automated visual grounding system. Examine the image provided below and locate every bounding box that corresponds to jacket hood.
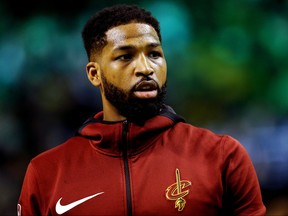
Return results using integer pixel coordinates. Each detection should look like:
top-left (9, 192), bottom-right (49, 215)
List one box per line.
top-left (75, 105), bottom-right (185, 156)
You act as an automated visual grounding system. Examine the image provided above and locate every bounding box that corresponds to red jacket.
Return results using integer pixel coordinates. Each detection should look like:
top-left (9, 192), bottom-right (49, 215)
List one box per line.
top-left (18, 106), bottom-right (266, 215)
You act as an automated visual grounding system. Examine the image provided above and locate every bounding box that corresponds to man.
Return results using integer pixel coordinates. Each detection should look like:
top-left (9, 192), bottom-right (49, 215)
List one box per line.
top-left (18, 4), bottom-right (266, 216)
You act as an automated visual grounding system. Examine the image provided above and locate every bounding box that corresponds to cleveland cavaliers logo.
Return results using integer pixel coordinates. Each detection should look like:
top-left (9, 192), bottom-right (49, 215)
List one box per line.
top-left (165, 168), bottom-right (191, 211)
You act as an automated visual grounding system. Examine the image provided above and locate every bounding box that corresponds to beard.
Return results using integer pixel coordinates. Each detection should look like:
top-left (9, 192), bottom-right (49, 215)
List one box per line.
top-left (101, 73), bottom-right (167, 123)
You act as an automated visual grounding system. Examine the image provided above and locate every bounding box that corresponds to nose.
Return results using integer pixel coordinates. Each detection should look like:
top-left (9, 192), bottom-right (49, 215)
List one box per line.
top-left (135, 53), bottom-right (154, 77)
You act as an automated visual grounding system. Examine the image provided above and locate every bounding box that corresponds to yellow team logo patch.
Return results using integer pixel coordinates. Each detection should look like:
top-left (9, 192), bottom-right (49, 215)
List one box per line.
top-left (165, 168), bottom-right (192, 211)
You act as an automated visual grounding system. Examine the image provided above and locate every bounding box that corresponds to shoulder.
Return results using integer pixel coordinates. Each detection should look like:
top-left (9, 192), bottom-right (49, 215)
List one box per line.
top-left (30, 136), bottom-right (88, 167)
top-left (172, 121), bottom-right (230, 144)
top-left (172, 121), bottom-right (246, 155)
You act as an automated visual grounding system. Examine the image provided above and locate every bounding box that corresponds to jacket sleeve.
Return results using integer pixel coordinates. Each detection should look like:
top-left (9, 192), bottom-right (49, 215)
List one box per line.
top-left (18, 162), bottom-right (42, 216)
top-left (221, 135), bottom-right (266, 216)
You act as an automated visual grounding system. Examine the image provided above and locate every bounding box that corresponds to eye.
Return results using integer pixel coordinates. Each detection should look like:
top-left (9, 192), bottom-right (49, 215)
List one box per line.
top-left (116, 54), bottom-right (133, 61)
top-left (149, 51), bottom-right (162, 59)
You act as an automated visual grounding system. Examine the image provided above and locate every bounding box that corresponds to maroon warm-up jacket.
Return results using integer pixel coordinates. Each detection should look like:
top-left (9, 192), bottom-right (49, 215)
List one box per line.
top-left (18, 106), bottom-right (266, 215)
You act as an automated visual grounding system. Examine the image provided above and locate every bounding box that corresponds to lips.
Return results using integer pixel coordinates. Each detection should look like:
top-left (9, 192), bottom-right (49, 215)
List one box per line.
top-left (133, 80), bottom-right (158, 99)
top-left (134, 80), bottom-right (158, 91)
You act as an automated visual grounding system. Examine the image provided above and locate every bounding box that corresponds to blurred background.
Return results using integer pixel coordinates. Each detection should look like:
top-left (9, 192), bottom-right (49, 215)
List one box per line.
top-left (0, 0), bottom-right (288, 215)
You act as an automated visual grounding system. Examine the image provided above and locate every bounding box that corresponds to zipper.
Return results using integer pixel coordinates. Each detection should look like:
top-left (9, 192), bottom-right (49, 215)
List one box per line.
top-left (122, 120), bottom-right (132, 216)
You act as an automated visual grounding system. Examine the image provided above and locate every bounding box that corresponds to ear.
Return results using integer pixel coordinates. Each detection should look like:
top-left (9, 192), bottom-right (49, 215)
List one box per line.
top-left (86, 62), bottom-right (101, 87)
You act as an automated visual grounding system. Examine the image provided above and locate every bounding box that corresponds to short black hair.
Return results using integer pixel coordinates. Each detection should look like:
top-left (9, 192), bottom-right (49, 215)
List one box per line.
top-left (81, 4), bottom-right (161, 60)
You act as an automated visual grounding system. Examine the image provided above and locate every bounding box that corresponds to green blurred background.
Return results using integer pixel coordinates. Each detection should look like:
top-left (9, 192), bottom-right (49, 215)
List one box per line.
top-left (0, 0), bottom-right (288, 215)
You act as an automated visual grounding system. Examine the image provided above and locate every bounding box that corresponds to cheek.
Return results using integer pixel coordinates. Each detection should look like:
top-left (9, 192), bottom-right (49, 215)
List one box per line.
top-left (102, 64), bottom-right (121, 83)
top-left (106, 71), bottom-right (132, 91)
top-left (158, 62), bottom-right (167, 85)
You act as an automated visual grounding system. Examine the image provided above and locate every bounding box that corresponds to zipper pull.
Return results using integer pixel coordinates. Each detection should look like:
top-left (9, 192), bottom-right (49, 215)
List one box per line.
top-left (122, 120), bottom-right (129, 148)
top-left (123, 119), bottom-right (128, 129)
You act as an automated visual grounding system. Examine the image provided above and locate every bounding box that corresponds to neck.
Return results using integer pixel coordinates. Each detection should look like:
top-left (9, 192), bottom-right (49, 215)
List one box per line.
top-left (102, 98), bottom-right (126, 122)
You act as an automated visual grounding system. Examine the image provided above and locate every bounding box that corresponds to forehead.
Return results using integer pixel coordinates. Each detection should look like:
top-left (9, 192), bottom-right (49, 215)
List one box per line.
top-left (105, 23), bottom-right (160, 48)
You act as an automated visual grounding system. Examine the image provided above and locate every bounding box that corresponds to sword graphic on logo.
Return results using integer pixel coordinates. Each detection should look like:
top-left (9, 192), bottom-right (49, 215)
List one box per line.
top-left (175, 169), bottom-right (185, 211)
top-left (165, 168), bottom-right (192, 211)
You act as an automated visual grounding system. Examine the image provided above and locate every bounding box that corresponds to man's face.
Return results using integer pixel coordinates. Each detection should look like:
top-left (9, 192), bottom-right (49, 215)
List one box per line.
top-left (94, 23), bottom-right (167, 121)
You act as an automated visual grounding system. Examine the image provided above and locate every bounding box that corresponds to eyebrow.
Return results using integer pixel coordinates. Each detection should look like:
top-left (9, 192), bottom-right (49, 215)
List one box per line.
top-left (113, 42), bottom-right (161, 51)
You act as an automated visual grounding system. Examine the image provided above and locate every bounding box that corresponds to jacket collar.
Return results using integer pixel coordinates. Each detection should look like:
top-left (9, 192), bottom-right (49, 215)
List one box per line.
top-left (76, 105), bottom-right (185, 156)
